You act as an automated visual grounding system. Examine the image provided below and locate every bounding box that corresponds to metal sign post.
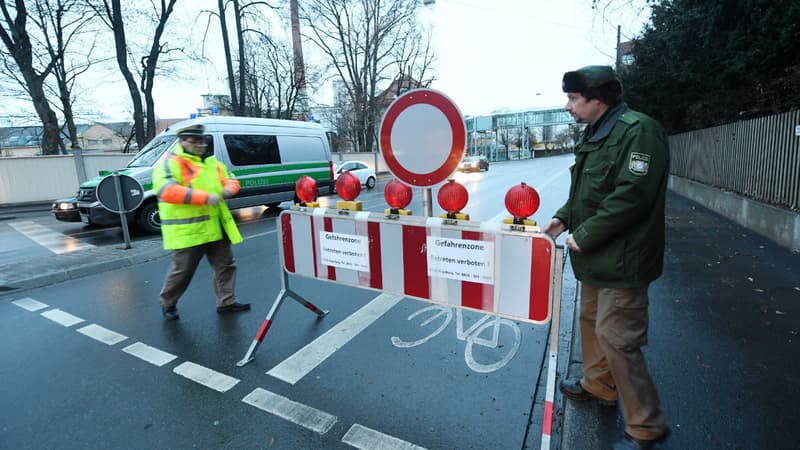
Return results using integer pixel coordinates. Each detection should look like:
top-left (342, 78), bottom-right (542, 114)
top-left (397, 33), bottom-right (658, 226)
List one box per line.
top-left (96, 171), bottom-right (144, 249)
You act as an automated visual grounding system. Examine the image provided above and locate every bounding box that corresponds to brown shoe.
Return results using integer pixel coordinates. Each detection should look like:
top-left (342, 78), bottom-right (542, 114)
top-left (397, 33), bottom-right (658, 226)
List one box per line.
top-left (559, 378), bottom-right (617, 406)
top-left (612, 427), bottom-right (670, 450)
top-left (216, 302), bottom-right (251, 314)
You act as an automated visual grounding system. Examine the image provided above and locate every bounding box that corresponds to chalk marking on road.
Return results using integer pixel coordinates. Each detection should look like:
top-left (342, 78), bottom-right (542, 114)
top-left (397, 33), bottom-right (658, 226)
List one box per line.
top-left (77, 324), bottom-right (128, 345)
top-left (244, 229), bottom-right (278, 239)
top-left (341, 423), bottom-right (427, 450)
top-left (173, 361), bottom-right (239, 393)
top-left (9, 221), bottom-right (95, 254)
top-left (242, 387), bottom-right (337, 435)
top-left (12, 297), bottom-right (49, 311)
top-left (266, 293), bottom-right (404, 385)
top-left (41, 309), bottom-right (84, 327)
top-left (122, 342), bottom-right (178, 367)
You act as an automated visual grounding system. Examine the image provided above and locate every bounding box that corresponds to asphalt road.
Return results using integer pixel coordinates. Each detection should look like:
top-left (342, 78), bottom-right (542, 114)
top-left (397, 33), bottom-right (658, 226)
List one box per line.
top-left (0, 156), bottom-right (575, 450)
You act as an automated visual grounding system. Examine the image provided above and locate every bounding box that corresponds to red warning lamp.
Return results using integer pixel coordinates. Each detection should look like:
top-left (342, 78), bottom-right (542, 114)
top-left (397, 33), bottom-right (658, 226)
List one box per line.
top-left (336, 171), bottom-right (361, 201)
top-left (437, 179), bottom-right (469, 220)
top-left (384, 179), bottom-right (413, 213)
top-left (504, 182), bottom-right (540, 225)
top-left (295, 175), bottom-right (319, 207)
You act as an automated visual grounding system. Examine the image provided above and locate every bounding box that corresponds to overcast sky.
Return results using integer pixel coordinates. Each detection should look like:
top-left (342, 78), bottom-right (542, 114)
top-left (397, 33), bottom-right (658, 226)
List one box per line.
top-left (2, 0), bottom-right (651, 124)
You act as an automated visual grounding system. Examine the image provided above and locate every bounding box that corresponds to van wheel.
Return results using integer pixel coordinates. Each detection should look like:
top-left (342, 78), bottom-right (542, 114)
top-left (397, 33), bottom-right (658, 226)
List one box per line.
top-left (136, 201), bottom-right (161, 234)
top-left (366, 176), bottom-right (376, 189)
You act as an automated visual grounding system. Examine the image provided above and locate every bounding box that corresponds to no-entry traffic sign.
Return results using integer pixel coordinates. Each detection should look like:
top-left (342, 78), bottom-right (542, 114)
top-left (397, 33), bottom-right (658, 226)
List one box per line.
top-left (379, 88), bottom-right (466, 187)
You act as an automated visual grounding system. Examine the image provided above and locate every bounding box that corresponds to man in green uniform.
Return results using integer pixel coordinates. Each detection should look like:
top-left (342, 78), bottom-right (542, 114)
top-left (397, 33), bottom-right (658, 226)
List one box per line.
top-left (543, 66), bottom-right (670, 450)
top-left (154, 124), bottom-right (250, 321)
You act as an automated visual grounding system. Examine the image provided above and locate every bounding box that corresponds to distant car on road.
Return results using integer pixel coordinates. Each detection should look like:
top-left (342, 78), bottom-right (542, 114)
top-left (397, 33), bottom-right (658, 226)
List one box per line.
top-left (458, 155), bottom-right (489, 172)
top-left (334, 160), bottom-right (376, 189)
top-left (51, 197), bottom-right (80, 222)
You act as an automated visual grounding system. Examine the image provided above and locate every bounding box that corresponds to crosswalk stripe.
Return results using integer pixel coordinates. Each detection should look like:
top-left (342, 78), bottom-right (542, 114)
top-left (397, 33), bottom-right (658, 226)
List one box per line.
top-left (173, 361), bottom-right (239, 393)
top-left (77, 324), bottom-right (128, 345)
top-left (41, 309), bottom-right (84, 327)
top-left (122, 342), bottom-right (178, 367)
top-left (342, 424), bottom-right (427, 450)
top-left (9, 221), bottom-right (95, 254)
top-left (242, 387), bottom-right (337, 435)
top-left (12, 297), bottom-right (49, 311)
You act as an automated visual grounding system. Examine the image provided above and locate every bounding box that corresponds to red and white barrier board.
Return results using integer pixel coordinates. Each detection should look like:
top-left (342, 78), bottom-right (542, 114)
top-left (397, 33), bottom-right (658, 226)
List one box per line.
top-left (280, 208), bottom-right (557, 324)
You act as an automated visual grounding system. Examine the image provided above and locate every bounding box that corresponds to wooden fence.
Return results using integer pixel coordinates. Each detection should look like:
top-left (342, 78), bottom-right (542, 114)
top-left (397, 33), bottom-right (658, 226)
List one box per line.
top-left (669, 110), bottom-right (800, 210)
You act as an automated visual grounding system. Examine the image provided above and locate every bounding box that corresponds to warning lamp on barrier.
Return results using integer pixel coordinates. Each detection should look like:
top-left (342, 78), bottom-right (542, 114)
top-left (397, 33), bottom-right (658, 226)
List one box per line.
top-left (503, 182), bottom-right (540, 226)
top-left (335, 171), bottom-right (363, 211)
top-left (295, 175), bottom-right (320, 208)
top-left (384, 179), bottom-right (413, 216)
top-left (437, 179), bottom-right (470, 220)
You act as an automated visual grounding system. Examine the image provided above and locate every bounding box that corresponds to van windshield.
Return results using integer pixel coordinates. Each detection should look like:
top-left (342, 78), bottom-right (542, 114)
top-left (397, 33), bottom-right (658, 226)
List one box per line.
top-left (127, 134), bottom-right (177, 167)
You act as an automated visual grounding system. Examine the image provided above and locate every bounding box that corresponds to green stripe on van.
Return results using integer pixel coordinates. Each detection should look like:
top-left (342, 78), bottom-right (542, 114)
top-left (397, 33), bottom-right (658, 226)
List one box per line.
top-left (239, 171), bottom-right (330, 188)
top-left (232, 162), bottom-right (328, 177)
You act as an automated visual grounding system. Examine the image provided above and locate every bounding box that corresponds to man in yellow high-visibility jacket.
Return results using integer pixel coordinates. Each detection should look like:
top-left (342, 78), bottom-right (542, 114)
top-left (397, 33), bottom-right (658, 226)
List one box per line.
top-left (153, 124), bottom-right (250, 321)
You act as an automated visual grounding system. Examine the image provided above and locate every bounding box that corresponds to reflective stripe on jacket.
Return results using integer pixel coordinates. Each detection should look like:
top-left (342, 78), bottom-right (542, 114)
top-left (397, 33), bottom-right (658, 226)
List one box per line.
top-left (555, 102), bottom-right (670, 288)
top-left (152, 144), bottom-right (243, 250)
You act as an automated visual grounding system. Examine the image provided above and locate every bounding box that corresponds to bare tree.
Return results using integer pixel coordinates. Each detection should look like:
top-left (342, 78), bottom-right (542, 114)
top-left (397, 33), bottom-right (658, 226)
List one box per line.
top-left (0, 0), bottom-right (62, 154)
top-left (301, 0), bottom-right (433, 153)
top-left (90, 0), bottom-right (179, 149)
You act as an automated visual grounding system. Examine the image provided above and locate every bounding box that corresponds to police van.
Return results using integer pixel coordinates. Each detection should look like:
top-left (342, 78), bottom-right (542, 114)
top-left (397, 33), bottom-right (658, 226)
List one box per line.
top-left (72, 116), bottom-right (334, 233)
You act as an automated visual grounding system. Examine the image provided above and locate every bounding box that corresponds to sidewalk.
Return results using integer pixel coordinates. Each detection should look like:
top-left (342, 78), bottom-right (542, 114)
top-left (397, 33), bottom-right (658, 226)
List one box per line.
top-left (558, 192), bottom-right (800, 449)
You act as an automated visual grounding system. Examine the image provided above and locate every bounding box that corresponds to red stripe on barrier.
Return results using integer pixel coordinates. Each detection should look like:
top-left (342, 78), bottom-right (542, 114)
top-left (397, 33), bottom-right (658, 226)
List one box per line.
top-left (402, 224), bottom-right (429, 299)
top-left (304, 302), bottom-right (318, 313)
top-left (530, 238), bottom-right (552, 321)
top-left (281, 214), bottom-right (295, 273)
top-left (324, 217), bottom-right (336, 281)
top-left (255, 319), bottom-right (273, 341)
top-left (461, 230), bottom-right (494, 311)
top-left (541, 400), bottom-right (554, 435)
top-left (368, 221), bottom-right (383, 289)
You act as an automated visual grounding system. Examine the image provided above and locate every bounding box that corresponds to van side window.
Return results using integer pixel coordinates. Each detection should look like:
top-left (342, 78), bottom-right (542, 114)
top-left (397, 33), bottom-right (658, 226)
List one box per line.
top-left (224, 134), bottom-right (281, 166)
top-left (278, 136), bottom-right (326, 162)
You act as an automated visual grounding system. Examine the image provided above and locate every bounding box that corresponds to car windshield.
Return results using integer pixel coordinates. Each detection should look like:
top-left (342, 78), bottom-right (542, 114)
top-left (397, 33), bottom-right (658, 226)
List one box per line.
top-left (127, 134), bottom-right (178, 167)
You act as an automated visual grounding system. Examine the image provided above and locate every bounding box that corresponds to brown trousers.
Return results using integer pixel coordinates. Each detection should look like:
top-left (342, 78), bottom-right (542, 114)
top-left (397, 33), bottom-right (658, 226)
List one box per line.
top-left (579, 283), bottom-right (666, 440)
top-left (159, 238), bottom-right (237, 309)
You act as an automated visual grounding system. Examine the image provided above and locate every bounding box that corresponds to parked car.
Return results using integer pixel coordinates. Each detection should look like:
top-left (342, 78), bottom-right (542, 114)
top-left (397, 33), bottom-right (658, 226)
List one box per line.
top-left (458, 155), bottom-right (489, 172)
top-left (51, 197), bottom-right (81, 222)
top-left (334, 160), bottom-right (376, 189)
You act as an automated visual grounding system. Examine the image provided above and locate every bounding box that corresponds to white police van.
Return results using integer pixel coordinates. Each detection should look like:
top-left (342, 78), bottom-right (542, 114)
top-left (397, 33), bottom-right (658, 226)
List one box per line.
top-left (73, 116), bottom-right (334, 233)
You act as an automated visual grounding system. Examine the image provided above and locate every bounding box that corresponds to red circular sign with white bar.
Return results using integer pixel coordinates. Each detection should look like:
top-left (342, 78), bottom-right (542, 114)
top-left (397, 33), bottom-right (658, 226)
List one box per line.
top-left (379, 88), bottom-right (466, 187)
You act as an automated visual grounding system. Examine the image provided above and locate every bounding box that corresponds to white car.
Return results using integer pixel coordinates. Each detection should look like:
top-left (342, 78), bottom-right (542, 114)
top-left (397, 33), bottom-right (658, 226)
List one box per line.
top-left (334, 160), bottom-right (377, 189)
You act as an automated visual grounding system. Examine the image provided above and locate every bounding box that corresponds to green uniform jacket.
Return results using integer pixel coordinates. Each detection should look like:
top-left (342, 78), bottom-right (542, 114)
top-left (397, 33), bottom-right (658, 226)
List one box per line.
top-left (153, 145), bottom-right (243, 250)
top-left (555, 102), bottom-right (670, 288)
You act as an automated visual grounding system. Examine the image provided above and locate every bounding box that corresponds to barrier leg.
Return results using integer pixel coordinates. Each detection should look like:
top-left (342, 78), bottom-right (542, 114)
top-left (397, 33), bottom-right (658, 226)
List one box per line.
top-left (237, 269), bottom-right (329, 367)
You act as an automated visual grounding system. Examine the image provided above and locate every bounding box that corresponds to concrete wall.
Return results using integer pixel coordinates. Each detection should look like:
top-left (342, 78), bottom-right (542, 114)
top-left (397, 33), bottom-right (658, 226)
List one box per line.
top-left (0, 154), bottom-right (133, 204)
top-left (670, 175), bottom-right (800, 251)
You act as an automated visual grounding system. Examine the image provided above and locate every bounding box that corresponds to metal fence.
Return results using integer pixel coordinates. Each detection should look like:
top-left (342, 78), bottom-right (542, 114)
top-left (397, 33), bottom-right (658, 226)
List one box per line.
top-left (669, 110), bottom-right (800, 210)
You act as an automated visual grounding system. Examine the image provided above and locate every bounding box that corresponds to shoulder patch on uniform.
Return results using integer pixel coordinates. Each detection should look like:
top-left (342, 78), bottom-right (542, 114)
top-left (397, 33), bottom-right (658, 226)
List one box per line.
top-left (619, 112), bottom-right (639, 125)
top-left (629, 152), bottom-right (650, 176)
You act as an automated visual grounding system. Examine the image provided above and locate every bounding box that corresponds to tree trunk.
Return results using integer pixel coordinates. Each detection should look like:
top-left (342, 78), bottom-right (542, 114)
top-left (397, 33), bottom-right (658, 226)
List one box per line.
top-left (218, 0), bottom-right (239, 115)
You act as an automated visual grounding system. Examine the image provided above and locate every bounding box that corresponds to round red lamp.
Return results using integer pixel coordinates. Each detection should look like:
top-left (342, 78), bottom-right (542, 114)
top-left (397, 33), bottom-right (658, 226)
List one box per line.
top-left (336, 171), bottom-right (362, 201)
top-left (295, 175), bottom-right (318, 204)
top-left (504, 182), bottom-right (540, 222)
top-left (437, 180), bottom-right (468, 216)
top-left (384, 179), bottom-right (413, 210)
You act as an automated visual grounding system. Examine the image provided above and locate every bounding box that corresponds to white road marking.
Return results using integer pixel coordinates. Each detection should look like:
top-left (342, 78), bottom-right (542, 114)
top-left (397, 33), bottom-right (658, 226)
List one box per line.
top-left (122, 342), bottom-right (178, 367)
top-left (41, 309), bottom-right (84, 327)
top-left (9, 221), bottom-right (95, 254)
top-left (342, 424), bottom-right (427, 450)
top-left (77, 324), bottom-right (128, 345)
top-left (12, 297), bottom-right (48, 311)
top-left (244, 229), bottom-right (277, 239)
top-left (242, 387), bottom-right (337, 435)
top-left (173, 361), bottom-right (239, 393)
top-left (267, 293), bottom-right (404, 385)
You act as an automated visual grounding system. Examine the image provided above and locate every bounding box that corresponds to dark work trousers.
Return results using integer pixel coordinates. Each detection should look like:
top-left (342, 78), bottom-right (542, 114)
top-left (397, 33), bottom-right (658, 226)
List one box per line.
top-left (159, 238), bottom-right (237, 309)
top-left (579, 283), bottom-right (667, 441)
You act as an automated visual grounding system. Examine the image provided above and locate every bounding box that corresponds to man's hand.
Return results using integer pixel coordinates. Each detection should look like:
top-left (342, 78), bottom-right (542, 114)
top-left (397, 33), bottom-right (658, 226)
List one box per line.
top-left (543, 218), bottom-right (566, 239)
top-left (566, 234), bottom-right (582, 252)
top-left (206, 193), bottom-right (221, 206)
